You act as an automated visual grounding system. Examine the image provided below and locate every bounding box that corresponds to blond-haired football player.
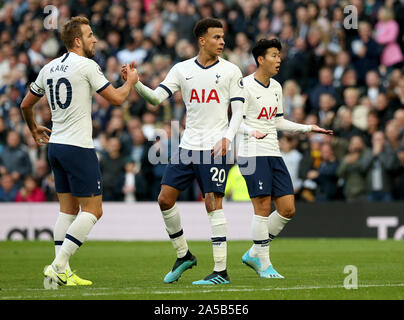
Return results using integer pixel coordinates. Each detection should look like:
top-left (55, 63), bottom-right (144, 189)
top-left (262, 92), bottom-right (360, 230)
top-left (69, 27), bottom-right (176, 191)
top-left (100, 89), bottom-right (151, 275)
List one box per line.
top-left (21, 16), bottom-right (138, 287)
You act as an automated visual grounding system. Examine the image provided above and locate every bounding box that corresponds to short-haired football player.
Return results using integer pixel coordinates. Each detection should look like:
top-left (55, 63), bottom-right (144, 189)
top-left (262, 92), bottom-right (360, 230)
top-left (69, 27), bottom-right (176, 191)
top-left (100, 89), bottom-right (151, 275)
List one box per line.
top-left (20, 16), bottom-right (138, 287)
top-left (238, 38), bottom-right (332, 278)
top-left (124, 18), bottom-right (244, 285)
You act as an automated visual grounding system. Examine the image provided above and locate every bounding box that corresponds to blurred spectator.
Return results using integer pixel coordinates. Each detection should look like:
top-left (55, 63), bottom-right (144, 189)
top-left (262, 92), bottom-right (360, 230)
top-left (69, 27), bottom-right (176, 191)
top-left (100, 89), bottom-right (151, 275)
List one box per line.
top-left (27, 36), bottom-right (45, 74)
top-left (105, 108), bottom-right (132, 157)
top-left (302, 141), bottom-right (340, 201)
top-left (338, 87), bottom-right (369, 131)
top-left (321, 134), bottom-right (348, 163)
top-left (375, 92), bottom-right (395, 128)
top-left (394, 109), bottom-right (404, 137)
top-left (362, 109), bottom-right (381, 147)
top-left (0, 130), bottom-right (31, 185)
top-left (295, 5), bottom-right (310, 39)
top-left (175, 0), bottom-right (199, 42)
top-left (0, 116), bottom-right (6, 146)
top-left (227, 32), bottom-right (255, 74)
top-left (361, 131), bottom-right (400, 201)
top-left (308, 67), bottom-right (335, 112)
top-left (393, 144), bottom-right (404, 200)
top-left (388, 77), bottom-right (404, 110)
top-left (116, 36), bottom-right (147, 66)
top-left (122, 158), bottom-right (136, 203)
top-left (374, 7), bottom-right (403, 71)
top-left (315, 142), bottom-right (340, 201)
top-left (15, 175), bottom-right (46, 202)
top-left (337, 135), bottom-right (367, 201)
top-left (282, 80), bottom-right (306, 119)
top-left (364, 70), bottom-right (384, 108)
top-left (333, 50), bottom-right (352, 88)
top-left (33, 158), bottom-right (55, 201)
top-left (299, 134), bottom-right (323, 202)
top-left (6, 106), bottom-right (25, 136)
top-left (318, 93), bottom-right (336, 129)
top-left (349, 21), bottom-right (380, 85)
top-left (279, 135), bottom-right (303, 195)
top-left (334, 68), bottom-right (359, 106)
top-left (385, 119), bottom-right (401, 150)
top-left (333, 109), bottom-right (363, 143)
top-left (0, 174), bottom-right (18, 202)
top-left (228, 0), bottom-right (259, 41)
top-left (100, 137), bottom-right (126, 201)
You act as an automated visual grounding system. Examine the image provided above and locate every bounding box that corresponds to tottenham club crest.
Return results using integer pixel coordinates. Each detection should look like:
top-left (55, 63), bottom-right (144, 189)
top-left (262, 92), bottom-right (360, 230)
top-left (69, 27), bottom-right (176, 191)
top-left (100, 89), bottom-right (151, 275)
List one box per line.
top-left (215, 73), bottom-right (221, 84)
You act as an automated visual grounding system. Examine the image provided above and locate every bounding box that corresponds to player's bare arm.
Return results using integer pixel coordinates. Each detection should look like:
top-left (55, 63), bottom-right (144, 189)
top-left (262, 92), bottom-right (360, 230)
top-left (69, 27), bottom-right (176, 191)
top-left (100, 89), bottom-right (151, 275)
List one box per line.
top-left (20, 93), bottom-right (52, 146)
top-left (211, 96), bottom-right (244, 158)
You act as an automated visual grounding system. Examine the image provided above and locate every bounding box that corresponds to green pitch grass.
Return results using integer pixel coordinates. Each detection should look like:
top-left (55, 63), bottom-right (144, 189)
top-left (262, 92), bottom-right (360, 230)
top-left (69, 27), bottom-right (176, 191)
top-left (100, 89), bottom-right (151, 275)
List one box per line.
top-left (0, 239), bottom-right (403, 300)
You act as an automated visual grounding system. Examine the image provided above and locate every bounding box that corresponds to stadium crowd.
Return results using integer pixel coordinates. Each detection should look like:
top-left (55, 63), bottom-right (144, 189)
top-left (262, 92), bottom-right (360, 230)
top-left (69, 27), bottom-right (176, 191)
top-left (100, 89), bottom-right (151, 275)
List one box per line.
top-left (0, 0), bottom-right (404, 203)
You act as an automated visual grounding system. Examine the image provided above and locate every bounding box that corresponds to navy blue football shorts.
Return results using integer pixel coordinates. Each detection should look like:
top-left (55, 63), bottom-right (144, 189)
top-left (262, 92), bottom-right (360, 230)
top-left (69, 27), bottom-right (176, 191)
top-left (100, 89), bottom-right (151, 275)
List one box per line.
top-left (161, 148), bottom-right (229, 195)
top-left (48, 143), bottom-right (102, 197)
top-left (238, 156), bottom-right (294, 198)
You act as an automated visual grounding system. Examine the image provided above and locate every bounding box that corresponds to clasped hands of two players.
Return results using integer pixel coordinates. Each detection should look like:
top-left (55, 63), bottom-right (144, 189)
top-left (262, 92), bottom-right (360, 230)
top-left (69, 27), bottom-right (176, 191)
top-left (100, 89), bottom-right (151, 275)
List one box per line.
top-left (249, 125), bottom-right (334, 139)
top-left (121, 62), bottom-right (138, 84)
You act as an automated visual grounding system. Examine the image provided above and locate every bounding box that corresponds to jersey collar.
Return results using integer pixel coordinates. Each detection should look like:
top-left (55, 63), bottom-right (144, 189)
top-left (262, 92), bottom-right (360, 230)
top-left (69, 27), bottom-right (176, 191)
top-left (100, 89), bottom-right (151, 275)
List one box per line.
top-left (254, 77), bottom-right (271, 88)
top-left (194, 58), bottom-right (220, 69)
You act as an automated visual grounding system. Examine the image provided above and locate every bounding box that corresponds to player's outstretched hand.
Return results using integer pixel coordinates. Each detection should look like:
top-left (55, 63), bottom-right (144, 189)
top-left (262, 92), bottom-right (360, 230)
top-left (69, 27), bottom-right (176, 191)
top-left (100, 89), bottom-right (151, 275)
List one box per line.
top-left (32, 126), bottom-right (52, 146)
top-left (249, 130), bottom-right (267, 139)
top-left (311, 125), bottom-right (333, 135)
top-left (211, 137), bottom-right (231, 159)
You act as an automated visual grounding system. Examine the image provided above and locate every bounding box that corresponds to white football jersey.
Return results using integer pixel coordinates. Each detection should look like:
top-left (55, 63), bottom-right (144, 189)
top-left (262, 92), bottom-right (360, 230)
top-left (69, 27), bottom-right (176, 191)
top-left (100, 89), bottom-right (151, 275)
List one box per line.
top-left (159, 56), bottom-right (244, 150)
top-left (238, 74), bottom-right (284, 157)
top-left (30, 52), bottom-right (110, 148)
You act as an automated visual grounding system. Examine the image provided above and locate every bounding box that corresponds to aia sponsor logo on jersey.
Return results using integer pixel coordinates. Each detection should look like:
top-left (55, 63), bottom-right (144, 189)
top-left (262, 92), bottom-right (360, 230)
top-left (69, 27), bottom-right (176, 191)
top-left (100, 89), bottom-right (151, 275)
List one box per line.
top-left (257, 106), bottom-right (278, 120)
top-left (189, 89), bottom-right (220, 103)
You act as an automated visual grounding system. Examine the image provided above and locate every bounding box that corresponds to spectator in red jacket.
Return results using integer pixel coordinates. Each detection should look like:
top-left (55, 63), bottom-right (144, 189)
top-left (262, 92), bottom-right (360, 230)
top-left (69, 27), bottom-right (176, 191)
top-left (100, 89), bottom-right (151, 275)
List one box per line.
top-left (15, 175), bottom-right (46, 202)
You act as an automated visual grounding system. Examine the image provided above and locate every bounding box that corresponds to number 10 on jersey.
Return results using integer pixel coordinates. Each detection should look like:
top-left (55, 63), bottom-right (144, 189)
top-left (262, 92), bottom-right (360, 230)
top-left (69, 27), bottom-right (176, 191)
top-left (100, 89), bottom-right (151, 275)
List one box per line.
top-left (47, 78), bottom-right (72, 110)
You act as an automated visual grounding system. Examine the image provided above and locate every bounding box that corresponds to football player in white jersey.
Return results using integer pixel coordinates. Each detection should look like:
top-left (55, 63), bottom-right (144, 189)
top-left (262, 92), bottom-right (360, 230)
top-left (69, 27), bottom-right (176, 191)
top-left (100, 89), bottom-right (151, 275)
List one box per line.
top-left (123, 18), bottom-right (244, 285)
top-left (20, 17), bottom-right (138, 287)
top-left (238, 39), bottom-right (332, 278)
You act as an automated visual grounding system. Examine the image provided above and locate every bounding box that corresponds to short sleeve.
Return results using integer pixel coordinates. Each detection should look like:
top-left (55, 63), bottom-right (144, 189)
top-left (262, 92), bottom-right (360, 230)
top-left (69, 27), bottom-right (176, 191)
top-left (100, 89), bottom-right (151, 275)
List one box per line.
top-left (83, 60), bottom-right (110, 94)
top-left (159, 64), bottom-right (180, 98)
top-left (30, 68), bottom-right (45, 97)
top-left (229, 66), bottom-right (245, 104)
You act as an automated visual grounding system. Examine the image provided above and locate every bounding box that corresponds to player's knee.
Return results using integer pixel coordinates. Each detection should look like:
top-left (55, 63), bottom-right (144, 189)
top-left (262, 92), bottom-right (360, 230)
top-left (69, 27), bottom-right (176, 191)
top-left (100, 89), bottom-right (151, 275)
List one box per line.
top-left (279, 206), bottom-right (295, 219)
top-left (63, 206), bottom-right (79, 215)
top-left (158, 193), bottom-right (175, 211)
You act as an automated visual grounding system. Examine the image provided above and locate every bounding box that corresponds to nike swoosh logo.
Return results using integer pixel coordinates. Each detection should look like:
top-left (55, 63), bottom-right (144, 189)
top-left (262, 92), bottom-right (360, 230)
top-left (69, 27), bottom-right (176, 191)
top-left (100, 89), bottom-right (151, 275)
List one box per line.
top-left (256, 96), bottom-right (261, 99)
top-left (216, 183), bottom-right (223, 187)
top-left (57, 274), bottom-right (67, 284)
top-left (186, 77), bottom-right (193, 80)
